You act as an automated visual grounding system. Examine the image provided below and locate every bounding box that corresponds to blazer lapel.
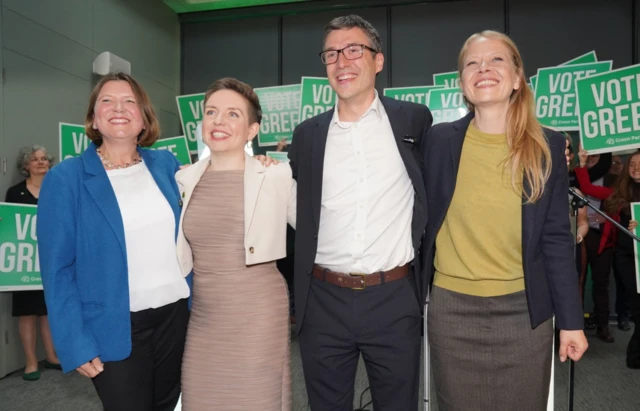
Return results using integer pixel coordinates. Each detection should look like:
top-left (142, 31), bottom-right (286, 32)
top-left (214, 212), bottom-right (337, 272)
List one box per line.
top-left (82, 143), bottom-right (127, 259)
top-left (311, 112), bottom-right (331, 229)
top-left (244, 154), bottom-right (265, 238)
top-left (382, 98), bottom-right (427, 210)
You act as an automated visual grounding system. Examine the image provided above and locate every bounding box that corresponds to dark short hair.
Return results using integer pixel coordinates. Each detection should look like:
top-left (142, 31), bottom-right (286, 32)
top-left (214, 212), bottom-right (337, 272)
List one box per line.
top-left (84, 72), bottom-right (160, 147)
top-left (204, 77), bottom-right (262, 125)
top-left (17, 145), bottom-right (54, 177)
top-left (322, 15), bottom-right (382, 53)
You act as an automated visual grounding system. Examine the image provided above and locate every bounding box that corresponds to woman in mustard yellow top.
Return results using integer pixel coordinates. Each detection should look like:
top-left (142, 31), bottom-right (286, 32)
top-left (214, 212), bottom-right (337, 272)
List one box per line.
top-left (422, 31), bottom-right (588, 410)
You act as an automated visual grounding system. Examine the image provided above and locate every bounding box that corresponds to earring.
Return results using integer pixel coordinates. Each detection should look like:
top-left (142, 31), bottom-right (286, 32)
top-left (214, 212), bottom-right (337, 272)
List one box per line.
top-left (246, 140), bottom-right (251, 148)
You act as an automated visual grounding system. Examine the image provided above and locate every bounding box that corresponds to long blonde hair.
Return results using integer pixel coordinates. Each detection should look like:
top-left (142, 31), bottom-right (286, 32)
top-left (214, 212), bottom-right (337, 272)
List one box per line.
top-left (458, 31), bottom-right (551, 203)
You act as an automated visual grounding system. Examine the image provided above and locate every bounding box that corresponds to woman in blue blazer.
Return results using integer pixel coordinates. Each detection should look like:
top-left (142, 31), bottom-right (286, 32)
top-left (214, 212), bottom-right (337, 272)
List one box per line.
top-left (422, 31), bottom-right (588, 410)
top-left (37, 73), bottom-right (190, 411)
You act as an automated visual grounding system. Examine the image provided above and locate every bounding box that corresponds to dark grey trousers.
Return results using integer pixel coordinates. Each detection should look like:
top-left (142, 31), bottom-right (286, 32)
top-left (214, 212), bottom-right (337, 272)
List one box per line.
top-left (428, 286), bottom-right (553, 411)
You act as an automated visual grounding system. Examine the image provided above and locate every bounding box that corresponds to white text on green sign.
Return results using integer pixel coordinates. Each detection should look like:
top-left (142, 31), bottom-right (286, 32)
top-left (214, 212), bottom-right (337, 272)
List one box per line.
top-left (299, 77), bottom-right (336, 122)
top-left (0, 203), bottom-right (40, 291)
top-left (176, 93), bottom-right (205, 154)
top-left (383, 85), bottom-right (444, 105)
top-left (59, 123), bottom-right (89, 160)
top-left (256, 84), bottom-right (301, 147)
top-left (427, 88), bottom-right (469, 124)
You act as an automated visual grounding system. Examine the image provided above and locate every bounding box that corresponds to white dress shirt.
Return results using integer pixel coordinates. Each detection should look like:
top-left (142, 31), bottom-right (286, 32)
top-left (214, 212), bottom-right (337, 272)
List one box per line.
top-left (107, 162), bottom-right (190, 312)
top-left (315, 92), bottom-right (414, 274)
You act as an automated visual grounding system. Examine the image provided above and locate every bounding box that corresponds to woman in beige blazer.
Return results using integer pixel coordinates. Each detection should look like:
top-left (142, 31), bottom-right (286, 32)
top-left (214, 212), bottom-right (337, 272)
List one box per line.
top-left (176, 77), bottom-right (295, 411)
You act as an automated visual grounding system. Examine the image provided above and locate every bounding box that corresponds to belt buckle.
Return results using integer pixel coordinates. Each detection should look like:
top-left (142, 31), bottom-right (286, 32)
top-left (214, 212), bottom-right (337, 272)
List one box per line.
top-left (349, 273), bottom-right (366, 290)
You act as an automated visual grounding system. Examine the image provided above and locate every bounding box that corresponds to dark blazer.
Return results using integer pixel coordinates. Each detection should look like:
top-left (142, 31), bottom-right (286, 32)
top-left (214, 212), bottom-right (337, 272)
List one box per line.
top-left (422, 113), bottom-right (583, 330)
top-left (288, 95), bottom-right (432, 333)
top-left (37, 143), bottom-right (184, 373)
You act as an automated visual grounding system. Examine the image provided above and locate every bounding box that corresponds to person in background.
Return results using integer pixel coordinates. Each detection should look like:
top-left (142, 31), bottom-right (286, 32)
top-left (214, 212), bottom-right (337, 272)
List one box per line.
top-left (423, 30), bottom-right (587, 410)
top-left (565, 136), bottom-right (589, 288)
top-left (37, 72), bottom-right (190, 411)
top-left (606, 153), bottom-right (632, 331)
top-left (576, 149), bottom-right (640, 365)
top-left (5, 145), bottom-right (61, 381)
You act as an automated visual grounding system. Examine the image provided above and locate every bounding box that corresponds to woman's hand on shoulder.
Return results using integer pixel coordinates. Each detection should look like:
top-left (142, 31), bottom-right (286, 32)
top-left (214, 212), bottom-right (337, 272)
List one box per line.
top-left (255, 155), bottom-right (279, 167)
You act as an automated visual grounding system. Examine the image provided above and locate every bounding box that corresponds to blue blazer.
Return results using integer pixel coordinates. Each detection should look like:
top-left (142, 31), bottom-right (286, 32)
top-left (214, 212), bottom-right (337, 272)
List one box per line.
top-left (422, 113), bottom-right (583, 330)
top-left (37, 143), bottom-right (185, 373)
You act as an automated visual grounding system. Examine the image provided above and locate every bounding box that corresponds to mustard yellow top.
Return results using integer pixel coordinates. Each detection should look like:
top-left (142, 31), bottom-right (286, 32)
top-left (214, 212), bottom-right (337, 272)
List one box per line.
top-left (434, 123), bottom-right (525, 297)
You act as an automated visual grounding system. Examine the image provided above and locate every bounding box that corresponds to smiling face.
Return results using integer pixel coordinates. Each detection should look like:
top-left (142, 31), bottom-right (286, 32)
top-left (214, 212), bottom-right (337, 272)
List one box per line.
top-left (324, 27), bottom-right (383, 106)
top-left (460, 37), bottom-right (521, 110)
top-left (26, 149), bottom-right (50, 177)
top-left (629, 154), bottom-right (640, 183)
top-left (202, 89), bottom-right (259, 155)
top-left (92, 80), bottom-right (144, 144)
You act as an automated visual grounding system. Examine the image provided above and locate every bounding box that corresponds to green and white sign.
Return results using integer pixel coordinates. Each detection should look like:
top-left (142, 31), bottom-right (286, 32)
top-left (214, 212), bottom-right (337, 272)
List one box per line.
top-left (0, 203), bottom-right (40, 291)
top-left (149, 136), bottom-right (192, 165)
top-left (433, 71), bottom-right (460, 88)
top-left (629, 202), bottom-right (640, 293)
top-left (299, 77), bottom-right (336, 122)
top-left (255, 84), bottom-right (301, 147)
top-left (176, 93), bottom-right (205, 154)
top-left (265, 151), bottom-right (290, 163)
top-left (383, 85), bottom-right (444, 105)
top-left (577, 64), bottom-right (640, 154)
top-left (427, 88), bottom-right (469, 124)
top-left (530, 51), bottom-right (598, 91)
top-left (534, 61), bottom-right (612, 130)
top-left (59, 122), bottom-right (90, 161)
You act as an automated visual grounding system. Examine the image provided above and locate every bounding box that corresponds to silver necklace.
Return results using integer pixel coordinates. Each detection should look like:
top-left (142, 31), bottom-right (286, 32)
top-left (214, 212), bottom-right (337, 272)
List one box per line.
top-left (96, 147), bottom-right (142, 169)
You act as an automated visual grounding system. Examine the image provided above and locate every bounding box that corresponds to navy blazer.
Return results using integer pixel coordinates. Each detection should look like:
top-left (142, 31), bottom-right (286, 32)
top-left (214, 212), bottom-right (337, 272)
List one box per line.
top-left (422, 113), bottom-right (583, 330)
top-left (37, 143), bottom-right (184, 373)
top-left (288, 96), bottom-right (432, 333)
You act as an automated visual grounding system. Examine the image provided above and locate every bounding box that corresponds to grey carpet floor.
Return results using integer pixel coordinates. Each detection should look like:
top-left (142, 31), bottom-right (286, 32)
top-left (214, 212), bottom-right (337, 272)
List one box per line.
top-left (1, 326), bottom-right (639, 411)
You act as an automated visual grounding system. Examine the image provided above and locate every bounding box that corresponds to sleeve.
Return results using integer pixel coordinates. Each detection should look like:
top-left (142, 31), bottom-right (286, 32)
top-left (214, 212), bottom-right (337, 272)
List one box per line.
top-left (587, 152), bottom-right (612, 182)
top-left (288, 179), bottom-right (297, 230)
top-left (541, 138), bottom-right (585, 330)
top-left (288, 125), bottom-right (301, 181)
top-left (37, 168), bottom-right (100, 373)
top-left (574, 166), bottom-right (613, 200)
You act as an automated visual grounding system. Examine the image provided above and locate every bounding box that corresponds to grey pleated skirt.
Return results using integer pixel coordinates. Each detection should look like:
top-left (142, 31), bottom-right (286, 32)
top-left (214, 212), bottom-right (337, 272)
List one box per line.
top-left (427, 286), bottom-right (553, 411)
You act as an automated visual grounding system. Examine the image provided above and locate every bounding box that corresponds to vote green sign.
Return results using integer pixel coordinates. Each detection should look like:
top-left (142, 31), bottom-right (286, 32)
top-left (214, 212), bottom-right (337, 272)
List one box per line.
top-left (534, 61), bottom-right (612, 130)
top-left (299, 77), bottom-right (336, 122)
top-left (265, 151), bottom-right (290, 163)
top-left (530, 51), bottom-right (597, 91)
top-left (0, 203), bottom-right (40, 291)
top-left (255, 84), bottom-right (301, 147)
top-left (383, 85), bottom-right (444, 105)
top-left (427, 88), bottom-right (469, 124)
top-left (629, 202), bottom-right (640, 293)
top-left (433, 71), bottom-right (459, 88)
top-left (577, 64), bottom-right (640, 154)
top-left (176, 93), bottom-right (205, 154)
top-left (59, 122), bottom-right (90, 161)
top-left (149, 136), bottom-right (192, 165)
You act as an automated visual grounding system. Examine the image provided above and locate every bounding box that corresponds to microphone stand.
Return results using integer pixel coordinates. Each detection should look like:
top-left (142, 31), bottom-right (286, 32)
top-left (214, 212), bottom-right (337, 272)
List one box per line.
top-left (567, 187), bottom-right (640, 411)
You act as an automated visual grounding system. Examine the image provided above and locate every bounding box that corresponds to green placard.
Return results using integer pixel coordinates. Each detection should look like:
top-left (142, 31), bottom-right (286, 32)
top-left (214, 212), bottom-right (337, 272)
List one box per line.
top-left (534, 61), bottom-right (612, 130)
top-left (255, 84), bottom-right (301, 147)
top-left (149, 136), bottom-right (192, 165)
top-left (530, 51), bottom-right (598, 95)
top-left (299, 77), bottom-right (336, 122)
top-left (176, 93), bottom-right (205, 154)
top-left (59, 122), bottom-right (90, 161)
top-left (427, 88), bottom-right (469, 124)
top-left (433, 71), bottom-right (460, 88)
top-left (383, 85), bottom-right (444, 105)
top-left (265, 151), bottom-right (290, 163)
top-left (630, 202), bottom-right (640, 293)
top-left (576, 64), bottom-right (640, 154)
top-left (0, 203), bottom-right (40, 291)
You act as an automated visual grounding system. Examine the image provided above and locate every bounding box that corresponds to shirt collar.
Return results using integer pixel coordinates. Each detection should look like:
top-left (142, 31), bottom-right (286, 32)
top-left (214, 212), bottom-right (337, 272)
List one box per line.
top-left (330, 90), bottom-right (382, 128)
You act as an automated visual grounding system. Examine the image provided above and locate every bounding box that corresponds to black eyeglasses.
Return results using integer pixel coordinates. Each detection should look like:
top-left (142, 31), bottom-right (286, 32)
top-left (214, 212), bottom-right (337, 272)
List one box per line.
top-left (319, 44), bottom-right (377, 65)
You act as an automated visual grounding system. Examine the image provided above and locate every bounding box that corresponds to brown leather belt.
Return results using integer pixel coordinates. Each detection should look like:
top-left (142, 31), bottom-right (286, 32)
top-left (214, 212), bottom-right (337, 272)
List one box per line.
top-left (312, 263), bottom-right (410, 290)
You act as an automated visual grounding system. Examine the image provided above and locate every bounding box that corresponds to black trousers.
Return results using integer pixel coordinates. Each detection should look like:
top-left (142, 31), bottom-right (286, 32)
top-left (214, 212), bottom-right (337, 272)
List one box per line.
top-left (92, 298), bottom-right (189, 411)
top-left (584, 230), bottom-right (614, 327)
top-left (298, 269), bottom-right (422, 411)
top-left (613, 252), bottom-right (640, 362)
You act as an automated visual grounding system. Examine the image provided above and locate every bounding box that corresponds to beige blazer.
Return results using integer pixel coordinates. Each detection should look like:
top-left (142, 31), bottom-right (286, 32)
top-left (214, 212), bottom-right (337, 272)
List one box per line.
top-left (175, 153), bottom-right (296, 276)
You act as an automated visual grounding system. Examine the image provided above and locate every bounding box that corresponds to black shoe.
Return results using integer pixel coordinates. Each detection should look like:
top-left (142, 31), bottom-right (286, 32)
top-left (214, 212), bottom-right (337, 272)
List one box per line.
top-left (618, 319), bottom-right (632, 331)
top-left (584, 317), bottom-right (597, 330)
top-left (596, 326), bottom-right (615, 343)
top-left (627, 360), bottom-right (640, 369)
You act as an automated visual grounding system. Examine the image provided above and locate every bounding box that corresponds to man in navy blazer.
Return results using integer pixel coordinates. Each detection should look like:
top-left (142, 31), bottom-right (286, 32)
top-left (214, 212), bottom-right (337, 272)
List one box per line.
top-left (288, 15), bottom-right (431, 411)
